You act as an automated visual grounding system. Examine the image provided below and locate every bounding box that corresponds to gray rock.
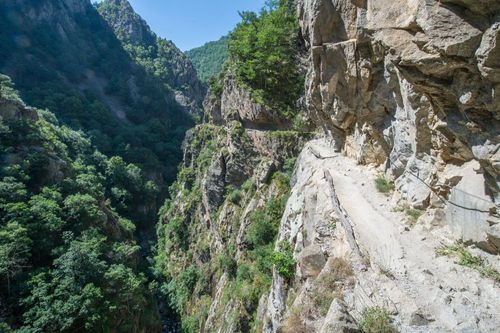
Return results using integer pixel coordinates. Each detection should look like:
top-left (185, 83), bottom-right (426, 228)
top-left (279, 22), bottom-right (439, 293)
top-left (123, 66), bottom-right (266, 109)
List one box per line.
top-left (476, 22), bottom-right (500, 83)
top-left (320, 299), bottom-right (360, 333)
top-left (298, 0), bottom-right (499, 250)
top-left (202, 154), bottom-right (226, 217)
top-left (221, 74), bottom-right (288, 129)
top-left (298, 244), bottom-right (327, 278)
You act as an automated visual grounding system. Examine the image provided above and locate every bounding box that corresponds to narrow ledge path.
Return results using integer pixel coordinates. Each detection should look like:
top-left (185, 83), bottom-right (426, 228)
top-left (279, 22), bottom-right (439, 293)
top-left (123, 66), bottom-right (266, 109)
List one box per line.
top-left (300, 138), bottom-right (500, 332)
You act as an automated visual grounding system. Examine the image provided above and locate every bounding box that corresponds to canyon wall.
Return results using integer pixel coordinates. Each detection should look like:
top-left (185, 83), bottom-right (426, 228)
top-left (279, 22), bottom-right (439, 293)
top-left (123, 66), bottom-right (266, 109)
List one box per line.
top-left (158, 1), bottom-right (500, 332)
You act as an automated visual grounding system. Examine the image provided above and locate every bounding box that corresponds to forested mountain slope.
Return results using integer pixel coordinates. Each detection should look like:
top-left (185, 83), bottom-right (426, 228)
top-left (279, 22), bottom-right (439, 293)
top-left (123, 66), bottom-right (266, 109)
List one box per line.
top-left (0, 0), bottom-right (194, 192)
top-left (0, 74), bottom-right (160, 332)
top-left (97, 0), bottom-right (206, 119)
top-left (186, 36), bottom-right (229, 83)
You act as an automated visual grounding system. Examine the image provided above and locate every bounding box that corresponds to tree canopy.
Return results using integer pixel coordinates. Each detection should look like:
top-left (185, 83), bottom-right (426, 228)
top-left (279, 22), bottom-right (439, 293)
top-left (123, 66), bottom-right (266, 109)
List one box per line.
top-left (228, 0), bottom-right (302, 118)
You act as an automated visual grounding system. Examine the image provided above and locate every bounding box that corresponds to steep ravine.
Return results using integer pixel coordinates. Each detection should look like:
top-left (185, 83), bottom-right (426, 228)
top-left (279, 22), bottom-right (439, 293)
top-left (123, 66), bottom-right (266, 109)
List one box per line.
top-left (158, 0), bottom-right (500, 332)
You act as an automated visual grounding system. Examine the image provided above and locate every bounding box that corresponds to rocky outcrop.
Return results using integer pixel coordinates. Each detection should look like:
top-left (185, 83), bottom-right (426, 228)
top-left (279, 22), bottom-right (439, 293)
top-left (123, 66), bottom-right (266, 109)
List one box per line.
top-left (221, 75), bottom-right (290, 129)
top-left (97, 0), bottom-right (155, 45)
top-left (156, 70), bottom-right (311, 331)
top-left (299, 0), bottom-right (500, 253)
top-left (253, 1), bottom-right (500, 332)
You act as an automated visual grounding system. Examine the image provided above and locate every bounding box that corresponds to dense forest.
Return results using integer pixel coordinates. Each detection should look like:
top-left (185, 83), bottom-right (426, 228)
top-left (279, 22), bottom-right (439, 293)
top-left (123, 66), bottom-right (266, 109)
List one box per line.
top-left (0, 0), bottom-right (194, 196)
top-left (185, 36), bottom-right (229, 83)
top-left (0, 74), bottom-right (160, 332)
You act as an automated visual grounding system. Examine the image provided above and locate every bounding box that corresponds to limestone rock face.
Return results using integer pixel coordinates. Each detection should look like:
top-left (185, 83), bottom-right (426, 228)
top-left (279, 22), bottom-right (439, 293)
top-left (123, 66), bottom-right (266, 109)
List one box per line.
top-left (261, 140), bottom-right (500, 333)
top-left (221, 75), bottom-right (289, 129)
top-left (202, 153), bottom-right (227, 218)
top-left (320, 299), bottom-right (360, 333)
top-left (97, 0), bottom-right (155, 45)
top-left (299, 0), bottom-right (500, 252)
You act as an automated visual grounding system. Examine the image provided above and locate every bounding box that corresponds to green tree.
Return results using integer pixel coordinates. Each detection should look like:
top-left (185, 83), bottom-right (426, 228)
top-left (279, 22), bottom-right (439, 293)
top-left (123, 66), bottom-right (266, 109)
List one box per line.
top-left (228, 0), bottom-right (302, 118)
top-left (0, 222), bottom-right (31, 294)
top-left (104, 264), bottom-right (147, 326)
top-left (64, 194), bottom-right (106, 229)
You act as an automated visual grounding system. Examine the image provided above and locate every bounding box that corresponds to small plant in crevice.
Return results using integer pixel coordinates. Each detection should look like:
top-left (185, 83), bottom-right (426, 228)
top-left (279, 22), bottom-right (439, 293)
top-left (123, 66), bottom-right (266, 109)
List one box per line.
top-left (271, 241), bottom-right (296, 280)
top-left (226, 185), bottom-right (243, 205)
top-left (394, 204), bottom-right (423, 225)
top-left (241, 178), bottom-right (255, 193)
top-left (375, 175), bottom-right (395, 194)
top-left (436, 243), bottom-right (500, 282)
top-left (404, 207), bottom-right (423, 225)
top-left (311, 291), bottom-right (335, 317)
top-left (358, 306), bottom-right (397, 333)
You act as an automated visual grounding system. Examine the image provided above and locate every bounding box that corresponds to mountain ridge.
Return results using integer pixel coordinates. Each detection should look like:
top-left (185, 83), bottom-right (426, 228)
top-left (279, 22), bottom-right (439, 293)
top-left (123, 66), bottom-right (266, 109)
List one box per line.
top-left (97, 0), bottom-right (207, 119)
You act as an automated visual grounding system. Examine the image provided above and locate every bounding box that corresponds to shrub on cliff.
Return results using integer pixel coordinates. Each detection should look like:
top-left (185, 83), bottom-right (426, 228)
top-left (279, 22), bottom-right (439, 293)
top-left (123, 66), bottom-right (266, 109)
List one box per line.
top-left (228, 0), bottom-right (302, 119)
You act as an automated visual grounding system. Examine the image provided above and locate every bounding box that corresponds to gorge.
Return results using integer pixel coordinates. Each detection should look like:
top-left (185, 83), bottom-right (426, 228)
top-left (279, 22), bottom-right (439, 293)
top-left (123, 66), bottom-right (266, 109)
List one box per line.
top-left (0, 0), bottom-right (499, 332)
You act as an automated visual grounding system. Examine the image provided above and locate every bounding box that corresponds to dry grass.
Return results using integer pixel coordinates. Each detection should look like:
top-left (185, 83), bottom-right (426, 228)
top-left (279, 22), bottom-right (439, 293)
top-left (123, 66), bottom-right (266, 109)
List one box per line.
top-left (282, 307), bottom-right (307, 333)
top-left (312, 258), bottom-right (355, 316)
top-left (359, 307), bottom-right (397, 333)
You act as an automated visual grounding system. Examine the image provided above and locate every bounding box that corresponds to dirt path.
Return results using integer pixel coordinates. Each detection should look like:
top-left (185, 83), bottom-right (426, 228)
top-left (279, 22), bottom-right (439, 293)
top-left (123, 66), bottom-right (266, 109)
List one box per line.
top-left (305, 139), bottom-right (500, 332)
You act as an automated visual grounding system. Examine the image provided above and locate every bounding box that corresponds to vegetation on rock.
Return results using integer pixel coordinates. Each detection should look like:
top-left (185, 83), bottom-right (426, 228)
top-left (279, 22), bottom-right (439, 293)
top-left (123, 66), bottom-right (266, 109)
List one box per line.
top-left (228, 0), bottom-right (303, 119)
top-left (436, 243), bottom-right (500, 282)
top-left (375, 175), bottom-right (395, 194)
top-left (358, 307), bottom-right (396, 333)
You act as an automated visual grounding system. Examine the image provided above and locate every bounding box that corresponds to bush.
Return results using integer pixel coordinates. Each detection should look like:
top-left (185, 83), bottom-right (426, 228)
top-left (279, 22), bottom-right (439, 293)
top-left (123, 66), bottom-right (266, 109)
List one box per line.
top-left (358, 307), bottom-right (396, 333)
top-left (245, 209), bottom-right (277, 247)
top-left (217, 253), bottom-right (237, 278)
top-left (241, 179), bottom-right (255, 193)
top-left (226, 185), bottom-right (243, 205)
top-left (164, 217), bottom-right (187, 248)
top-left (181, 315), bottom-right (199, 333)
top-left (271, 241), bottom-right (296, 280)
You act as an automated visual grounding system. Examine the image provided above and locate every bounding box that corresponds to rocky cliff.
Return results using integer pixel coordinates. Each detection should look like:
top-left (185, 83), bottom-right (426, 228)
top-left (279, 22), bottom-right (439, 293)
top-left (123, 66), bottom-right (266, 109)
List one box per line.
top-left (299, 0), bottom-right (499, 252)
top-left (159, 0), bottom-right (500, 332)
top-left (261, 0), bottom-right (500, 332)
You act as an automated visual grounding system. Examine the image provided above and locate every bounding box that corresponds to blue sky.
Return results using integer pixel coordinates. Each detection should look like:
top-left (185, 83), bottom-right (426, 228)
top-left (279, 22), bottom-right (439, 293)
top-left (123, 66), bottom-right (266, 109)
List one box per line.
top-left (99, 0), bottom-right (267, 51)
